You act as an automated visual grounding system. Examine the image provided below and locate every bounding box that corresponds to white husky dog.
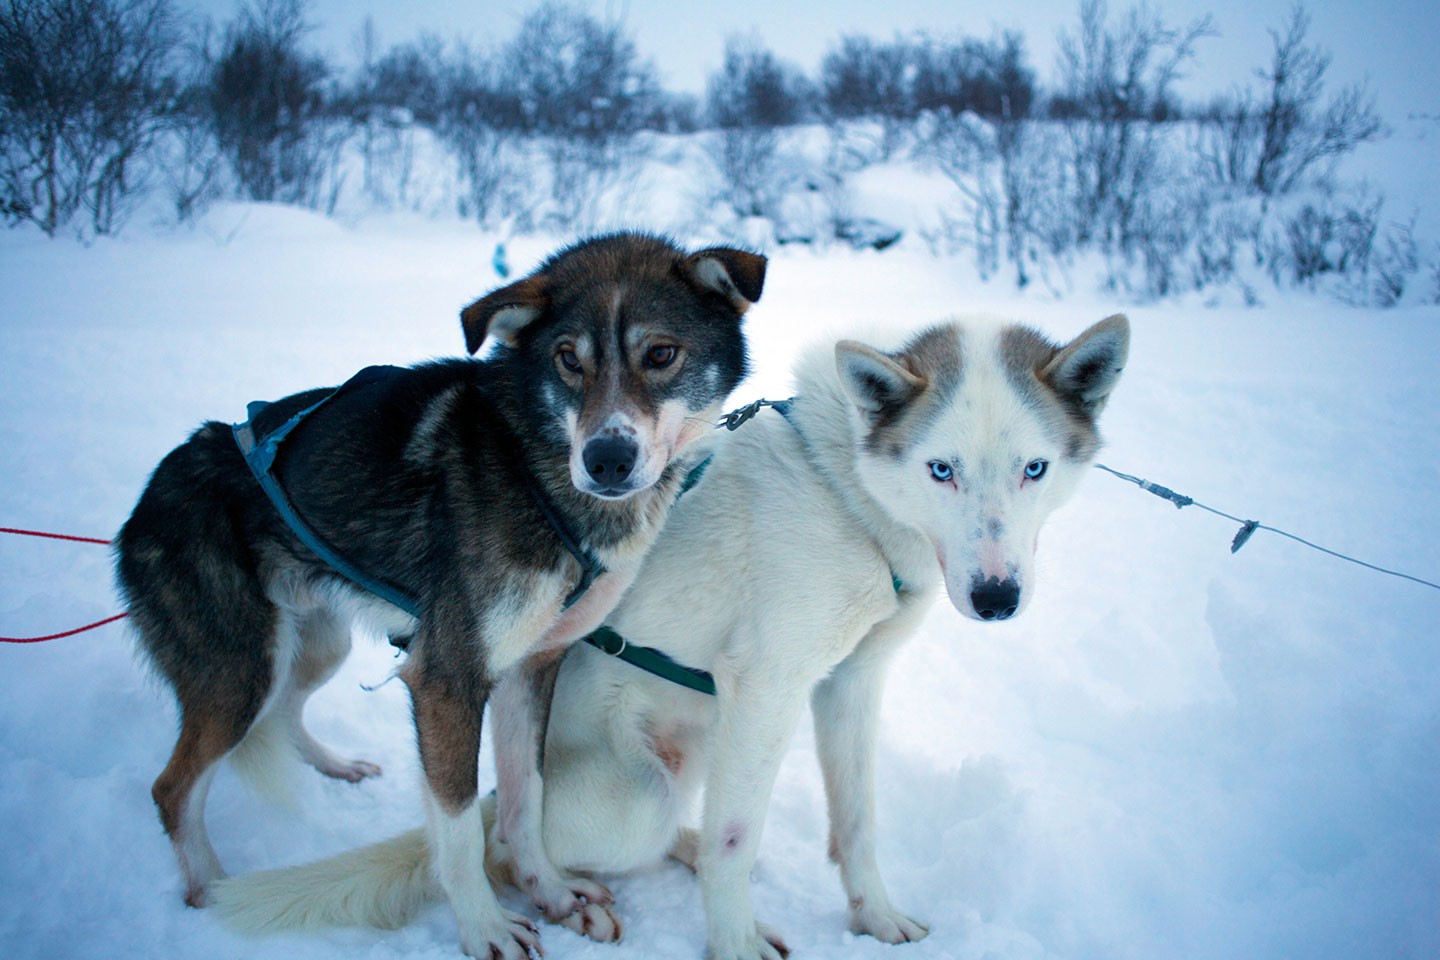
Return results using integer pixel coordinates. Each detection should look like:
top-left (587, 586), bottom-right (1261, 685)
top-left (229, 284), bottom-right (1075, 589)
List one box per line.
top-left (213, 314), bottom-right (1130, 960)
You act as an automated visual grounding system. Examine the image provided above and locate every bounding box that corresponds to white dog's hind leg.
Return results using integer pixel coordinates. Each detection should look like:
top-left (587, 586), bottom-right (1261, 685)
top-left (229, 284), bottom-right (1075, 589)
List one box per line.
top-left (811, 639), bottom-right (928, 944)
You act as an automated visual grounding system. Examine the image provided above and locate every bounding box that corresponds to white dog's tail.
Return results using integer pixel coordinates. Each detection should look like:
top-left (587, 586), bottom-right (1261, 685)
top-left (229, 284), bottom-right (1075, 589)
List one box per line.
top-left (211, 828), bottom-right (439, 933)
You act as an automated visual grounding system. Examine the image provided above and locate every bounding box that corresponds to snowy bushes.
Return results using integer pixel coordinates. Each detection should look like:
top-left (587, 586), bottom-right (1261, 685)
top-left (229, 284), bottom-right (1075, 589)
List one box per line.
top-left (706, 35), bottom-right (811, 221)
top-left (205, 0), bottom-right (341, 209)
top-left (0, 0), bottom-right (1429, 306)
top-left (907, 0), bottom-right (1409, 305)
top-left (0, 0), bottom-right (180, 237)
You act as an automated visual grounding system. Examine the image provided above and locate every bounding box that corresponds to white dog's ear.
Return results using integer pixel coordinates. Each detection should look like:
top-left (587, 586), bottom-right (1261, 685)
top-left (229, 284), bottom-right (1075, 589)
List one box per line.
top-left (836, 341), bottom-right (927, 419)
top-left (683, 247), bottom-right (767, 312)
top-left (1041, 314), bottom-right (1130, 416)
top-left (459, 275), bottom-right (550, 354)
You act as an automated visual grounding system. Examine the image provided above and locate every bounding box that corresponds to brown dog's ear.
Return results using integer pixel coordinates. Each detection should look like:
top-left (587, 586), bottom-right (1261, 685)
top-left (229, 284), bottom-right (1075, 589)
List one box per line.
top-left (683, 247), bottom-right (767, 311)
top-left (459, 275), bottom-right (550, 354)
top-left (1040, 313), bottom-right (1130, 416)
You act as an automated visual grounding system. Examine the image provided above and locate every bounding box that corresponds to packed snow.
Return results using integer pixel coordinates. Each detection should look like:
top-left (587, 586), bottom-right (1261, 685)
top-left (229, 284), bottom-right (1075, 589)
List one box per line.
top-left (2, 127), bottom-right (1438, 960)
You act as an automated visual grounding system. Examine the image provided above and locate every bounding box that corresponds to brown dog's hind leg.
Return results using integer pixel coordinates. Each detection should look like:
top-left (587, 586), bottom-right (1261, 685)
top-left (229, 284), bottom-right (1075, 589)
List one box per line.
top-left (278, 609), bottom-right (380, 782)
top-left (152, 681), bottom-right (267, 907)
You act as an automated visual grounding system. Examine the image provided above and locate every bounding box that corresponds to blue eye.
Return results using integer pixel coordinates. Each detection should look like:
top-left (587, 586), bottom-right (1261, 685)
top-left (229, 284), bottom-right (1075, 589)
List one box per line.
top-left (1024, 459), bottom-right (1048, 481)
top-left (928, 460), bottom-right (953, 482)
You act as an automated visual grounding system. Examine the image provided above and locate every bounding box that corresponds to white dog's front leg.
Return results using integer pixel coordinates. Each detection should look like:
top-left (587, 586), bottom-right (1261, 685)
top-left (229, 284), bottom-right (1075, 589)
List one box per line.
top-left (811, 643), bottom-right (928, 944)
top-left (699, 674), bottom-right (811, 960)
top-left (491, 658), bottom-right (620, 941)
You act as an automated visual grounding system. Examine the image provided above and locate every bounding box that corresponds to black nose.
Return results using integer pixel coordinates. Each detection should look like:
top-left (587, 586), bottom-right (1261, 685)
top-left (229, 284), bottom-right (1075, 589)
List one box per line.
top-left (970, 576), bottom-right (1020, 621)
top-left (582, 436), bottom-right (638, 487)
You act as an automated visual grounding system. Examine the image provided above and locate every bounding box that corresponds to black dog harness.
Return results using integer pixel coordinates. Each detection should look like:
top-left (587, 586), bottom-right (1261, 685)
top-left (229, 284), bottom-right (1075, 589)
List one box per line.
top-left (233, 366), bottom-right (441, 618)
top-left (231, 365), bottom-right (706, 692)
top-left (233, 365), bottom-right (603, 618)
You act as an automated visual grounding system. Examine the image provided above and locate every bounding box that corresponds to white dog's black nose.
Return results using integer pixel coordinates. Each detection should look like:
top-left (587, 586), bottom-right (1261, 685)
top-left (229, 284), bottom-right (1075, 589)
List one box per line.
top-left (583, 436), bottom-right (638, 488)
top-left (970, 576), bottom-right (1020, 621)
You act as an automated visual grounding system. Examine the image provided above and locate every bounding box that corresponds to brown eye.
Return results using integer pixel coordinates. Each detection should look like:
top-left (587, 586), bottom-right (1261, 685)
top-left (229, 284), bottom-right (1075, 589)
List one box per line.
top-left (646, 344), bottom-right (678, 369)
top-left (558, 348), bottom-right (582, 373)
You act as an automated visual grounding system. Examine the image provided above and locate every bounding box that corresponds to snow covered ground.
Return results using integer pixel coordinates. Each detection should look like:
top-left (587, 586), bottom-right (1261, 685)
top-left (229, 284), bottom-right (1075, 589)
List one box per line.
top-left (3, 142), bottom-right (1438, 959)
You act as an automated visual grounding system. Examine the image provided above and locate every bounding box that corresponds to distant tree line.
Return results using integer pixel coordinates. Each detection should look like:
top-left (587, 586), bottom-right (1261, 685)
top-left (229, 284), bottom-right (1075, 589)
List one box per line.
top-left (4, 0), bottom-right (1421, 304)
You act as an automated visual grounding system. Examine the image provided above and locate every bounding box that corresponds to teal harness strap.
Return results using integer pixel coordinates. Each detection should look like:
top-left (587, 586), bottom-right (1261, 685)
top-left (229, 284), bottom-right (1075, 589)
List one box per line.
top-left (584, 626), bottom-right (717, 695)
top-left (234, 366), bottom-right (423, 619)
top-left (578, 454), bottom-right (717, 694)
top-left (233, 365), bottom-right (605, 628)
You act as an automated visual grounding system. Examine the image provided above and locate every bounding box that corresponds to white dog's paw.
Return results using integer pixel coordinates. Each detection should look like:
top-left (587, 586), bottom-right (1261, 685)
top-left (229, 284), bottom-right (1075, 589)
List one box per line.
top-left (459, 911), bottom-right (541, 960)
top-left (849, 897), bottom-right (929, 944)
top-left (707, 921), bottom-right (790, 960)
top-left (520, 869), bottom-right (613, 923)
top-left (557, 900), bottom-right (624, 942)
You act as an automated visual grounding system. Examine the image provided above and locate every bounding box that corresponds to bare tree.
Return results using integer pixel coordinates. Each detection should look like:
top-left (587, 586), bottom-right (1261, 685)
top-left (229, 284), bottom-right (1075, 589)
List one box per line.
top-left (820, 34), bottom-right (912, 156)
top-left (1054, 0), bottom-right (1214, 251)
top-left (922, 32), bottom-right (1041, 287)
top-left (436, 42), bottom-right (527, 227)
top-left (0, 0), bottom-right (179, 236)
top-left (1195, 92), bottom-right (1260, 188)
top-left (159, 16), bottom-right (225, 222)
top-left (205, 0), bottom-right (339, 207)
top-left (707, 34), bottom-right (809, 219)
top-left (345, 23), bottom-right (447, 208)
top-left (494, 2), bottom-right (659, 229)
top-left (1252, 4), bottom-right (1381, 195)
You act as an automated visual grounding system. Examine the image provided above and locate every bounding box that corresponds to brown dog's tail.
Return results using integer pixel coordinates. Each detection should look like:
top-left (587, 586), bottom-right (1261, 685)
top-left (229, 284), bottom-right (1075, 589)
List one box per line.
top-left (210, 827), bottom-right (439, 933)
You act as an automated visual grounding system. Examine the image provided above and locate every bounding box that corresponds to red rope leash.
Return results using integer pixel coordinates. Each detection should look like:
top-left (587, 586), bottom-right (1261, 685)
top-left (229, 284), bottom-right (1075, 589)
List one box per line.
top-left (1, 526), bottom-right (128, 643)
top-left (1, 526), bottom-right (113, 546)
top-left (2, 612), bottom-right (129, 644)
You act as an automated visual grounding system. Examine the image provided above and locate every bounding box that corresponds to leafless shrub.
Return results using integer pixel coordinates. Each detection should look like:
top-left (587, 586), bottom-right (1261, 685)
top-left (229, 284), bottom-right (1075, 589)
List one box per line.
top-left (1196, 93), bottom-right (1262, 188)
top-left (432, 44), bottom-right (526, 226)
top-left (920, 33), bottom-right (1042, 286)
top-left (500, 2), bottom-right (658, 229)
top-left (1262, 188), bottom-right (1380, 288)
top-left (706, 34), bottom-right (810, 219)
top-left (1368, 215), bottom-right (1418, 307)
top-left (345, 22), bottom-right (447, 208)
top-left (1252, 4), bottom-right (1382, 195)
top-left (0, 0), bottom-right (179, 237)
top-left (1053, 0), bottom-right (1214, 252)
top-left (157, 21), bottom-right (224, 223)
top-left (820, 35), bottom-right (913, 157)
top-left (204, 0), bottom-right (340, 208)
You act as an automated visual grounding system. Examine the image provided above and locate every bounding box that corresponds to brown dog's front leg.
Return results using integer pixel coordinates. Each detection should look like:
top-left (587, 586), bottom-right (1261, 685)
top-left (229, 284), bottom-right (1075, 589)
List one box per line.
top-left (491, 652), bottom-right (621, 941)
top-left (406, 656), bottom-right (542, 959)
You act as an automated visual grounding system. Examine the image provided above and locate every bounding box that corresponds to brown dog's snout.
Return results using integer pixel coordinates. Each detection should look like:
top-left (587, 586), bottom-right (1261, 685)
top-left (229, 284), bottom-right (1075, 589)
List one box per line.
top-left (582, 436), bottom-right (639, 490)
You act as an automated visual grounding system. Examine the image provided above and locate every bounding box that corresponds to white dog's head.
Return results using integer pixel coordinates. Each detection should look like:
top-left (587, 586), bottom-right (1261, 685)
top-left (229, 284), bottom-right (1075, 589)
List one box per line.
top-left (838, 316), bottom-right (1129, 621)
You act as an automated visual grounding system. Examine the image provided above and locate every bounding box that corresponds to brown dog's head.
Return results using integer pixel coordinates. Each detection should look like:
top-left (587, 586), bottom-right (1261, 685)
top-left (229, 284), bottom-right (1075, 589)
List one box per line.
top-left (460, 233), bottom-right (765, 499)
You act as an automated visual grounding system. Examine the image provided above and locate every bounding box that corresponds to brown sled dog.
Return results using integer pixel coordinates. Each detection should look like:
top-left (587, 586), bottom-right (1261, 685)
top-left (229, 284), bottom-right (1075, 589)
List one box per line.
top-left (115, 232), bottom-right (766, 958)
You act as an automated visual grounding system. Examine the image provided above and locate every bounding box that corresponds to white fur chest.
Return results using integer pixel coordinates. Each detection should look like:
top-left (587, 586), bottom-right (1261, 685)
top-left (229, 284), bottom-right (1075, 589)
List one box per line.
top-left (481, 527), bottom-right (656, 674)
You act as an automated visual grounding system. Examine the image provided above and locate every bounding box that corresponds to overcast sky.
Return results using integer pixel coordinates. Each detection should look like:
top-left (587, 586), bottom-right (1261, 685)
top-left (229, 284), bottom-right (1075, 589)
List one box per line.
top-left (182, 0), bottom-right (1436, 121)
